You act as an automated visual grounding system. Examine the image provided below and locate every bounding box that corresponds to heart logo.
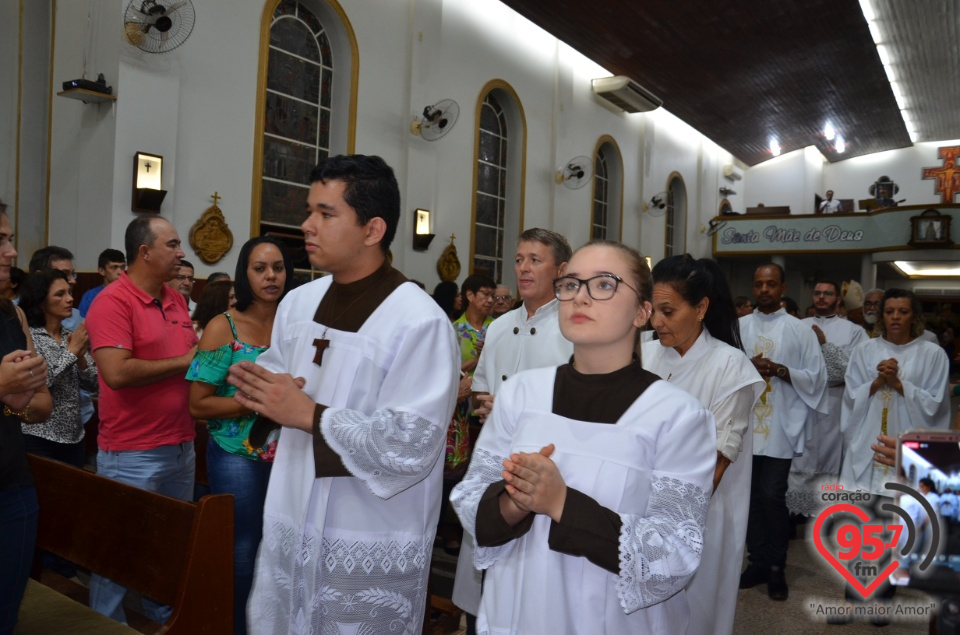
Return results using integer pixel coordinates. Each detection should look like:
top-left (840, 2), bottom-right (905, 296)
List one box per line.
top-left (812, 503), bottom-right (900, 598)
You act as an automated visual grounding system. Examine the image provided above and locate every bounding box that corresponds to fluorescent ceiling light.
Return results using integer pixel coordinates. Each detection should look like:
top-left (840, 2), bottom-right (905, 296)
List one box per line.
top-left (859, 0), bottom-right (876, 22)
top-left (835, 135), bottom-right (845, 154)
top-left (876, 44), bottom-right (890, 66)
top-left (824, 122), bottom-right (835, 140)
top-left (769, 138), bottom-right (781, 157)
top-left (893, 261), bottom-right (960, 277)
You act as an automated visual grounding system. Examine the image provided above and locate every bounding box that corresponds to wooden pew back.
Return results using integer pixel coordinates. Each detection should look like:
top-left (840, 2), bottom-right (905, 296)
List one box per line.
top-left (28, 454), bottom-right (234, 633)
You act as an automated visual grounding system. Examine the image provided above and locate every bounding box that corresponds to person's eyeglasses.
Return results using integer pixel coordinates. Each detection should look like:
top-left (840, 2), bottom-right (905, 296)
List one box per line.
top-left (493, 294), bottom-right (512, 301)
top-left (813, 290), bottom-right (836, 297)
top-left (553, 274), bottom-right (640, 302)
top-left (176, 275), bottom-right (195, 283)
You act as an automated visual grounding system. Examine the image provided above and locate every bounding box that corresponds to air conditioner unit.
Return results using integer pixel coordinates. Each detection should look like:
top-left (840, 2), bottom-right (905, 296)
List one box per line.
top-left (591, 76), bottom-right (662, 113)
top-left (723, 164), bottom-right (744, 181)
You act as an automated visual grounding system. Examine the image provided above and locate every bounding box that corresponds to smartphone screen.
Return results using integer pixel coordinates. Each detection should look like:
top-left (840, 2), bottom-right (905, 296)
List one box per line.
top-left (893, 430), bottom-right (960, 587)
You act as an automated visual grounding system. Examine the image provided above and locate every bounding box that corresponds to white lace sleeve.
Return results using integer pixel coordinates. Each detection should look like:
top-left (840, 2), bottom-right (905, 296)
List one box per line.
top-left (320, 407), bottom-right (445, 499)
top-left (821, 342), bottom-right (848, 386)
top-left (616, 474), bottom-right (709, 614)
top-left (450, 447), bottom-right (518, 570)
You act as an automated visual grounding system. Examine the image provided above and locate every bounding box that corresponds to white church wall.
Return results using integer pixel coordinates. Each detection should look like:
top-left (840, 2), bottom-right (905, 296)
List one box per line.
top-left (0, 0), bottom-right (19, 230)
top-left (824, 139), bottom-right (960, 208)
top-left (48, 0), bottom-right (119, 268)
top-left (742, 148), bottom-right (808, 214)
top-left (43, 0), bottom-right (736, 286)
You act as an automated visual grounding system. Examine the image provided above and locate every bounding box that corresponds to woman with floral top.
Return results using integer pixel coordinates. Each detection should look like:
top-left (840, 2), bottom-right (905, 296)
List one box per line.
top-left (442, 274), bottom-right (496, 554)
top-left (18, 269), bottom-right (97, 468)
top-left (186, 237), bottom-right (293, 635)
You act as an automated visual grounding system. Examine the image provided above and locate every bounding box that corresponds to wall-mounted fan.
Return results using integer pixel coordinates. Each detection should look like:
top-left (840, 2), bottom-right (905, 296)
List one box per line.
top-left (642, 192), bottom-right (668, 217)
top-left (124, 0), bottom-right (196, 54)
top-left (410, 99), bottom-right (460, 141)
top-left (554, 156), bottom-right (592, 190)
top-left (719, 186), bottom-right (737, 196)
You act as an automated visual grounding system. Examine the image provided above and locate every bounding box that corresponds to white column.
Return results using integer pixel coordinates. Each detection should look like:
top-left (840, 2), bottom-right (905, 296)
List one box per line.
top-left (860, 254), bottom-right (876, 290)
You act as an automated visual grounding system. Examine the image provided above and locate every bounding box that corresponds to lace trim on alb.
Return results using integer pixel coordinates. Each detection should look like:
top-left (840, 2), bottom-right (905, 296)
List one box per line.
top-left (449, 446), bottom-right (515, 570)
top-left (249, 520), bottom-right (430, 635)
top-left (324, 408), bottom-right (445, 499)
top-left (616, 474), bottom-right (709, 614)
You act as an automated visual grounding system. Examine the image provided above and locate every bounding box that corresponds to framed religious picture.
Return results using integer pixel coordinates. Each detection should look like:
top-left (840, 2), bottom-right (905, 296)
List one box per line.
top-left (908, 208), bottom-right (953, 248)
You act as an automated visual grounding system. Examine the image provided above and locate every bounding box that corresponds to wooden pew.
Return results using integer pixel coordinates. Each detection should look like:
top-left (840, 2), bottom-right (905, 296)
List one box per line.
top-left (21, 455), bottom-right (234, 634)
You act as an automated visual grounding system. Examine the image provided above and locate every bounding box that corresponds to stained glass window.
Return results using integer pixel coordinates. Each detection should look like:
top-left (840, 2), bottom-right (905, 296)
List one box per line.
top-left (474, 93), bottom-right (508, 282)
top-left (261, 2), bottom-right (332, 247)
top-left (592, 150), bottom-right (609, 240)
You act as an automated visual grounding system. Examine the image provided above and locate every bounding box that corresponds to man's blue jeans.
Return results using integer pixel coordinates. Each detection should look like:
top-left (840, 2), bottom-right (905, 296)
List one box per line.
top-left (89, 442), bottom-right (195, 624)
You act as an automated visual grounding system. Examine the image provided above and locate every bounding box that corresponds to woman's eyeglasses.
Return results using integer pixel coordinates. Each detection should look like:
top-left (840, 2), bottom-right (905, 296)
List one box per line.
top-left (553, 274), bottom-right (640, 301)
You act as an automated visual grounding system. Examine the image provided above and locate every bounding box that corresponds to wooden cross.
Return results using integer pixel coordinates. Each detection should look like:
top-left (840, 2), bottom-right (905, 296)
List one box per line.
top-left (313, 337), bottom-right (329, 366)
top-left (211, 191), bottom-right (221, 206)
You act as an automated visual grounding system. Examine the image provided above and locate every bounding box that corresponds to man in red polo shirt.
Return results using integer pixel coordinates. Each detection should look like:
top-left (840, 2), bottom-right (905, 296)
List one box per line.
top-left (86, 215), bottom-right (198, 624)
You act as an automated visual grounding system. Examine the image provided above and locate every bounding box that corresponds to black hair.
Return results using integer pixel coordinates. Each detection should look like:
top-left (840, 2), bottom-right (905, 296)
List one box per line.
top-left (98, 248), bottom-right (125, 270)
top-left (919, 477), bottom-right (937, 494)
top-left (192, 280), bottom-right (234, 329)
top-left (9, 267), bottom-right (25, 293)
top-left (207, 272), bottom-right (231, 283)
top-left (432, 281), bottom-right (460, 320)
top-left (125, 216), bottom-right (157, 265)
top-left (781, 296), bottom-right (799, 316)
top-left (178, 259), bottom-right (195, 272)
top-left (309, 154), bottom-right (400, 252)
top-left (652, 254), bottom-right (744, 351)
top-left (876, 288), bottom-right (926, 339)
top-left (813, 279), bottom-right (841, 298)
top-left (233, 236), bottom-right (295, 312)
top-left (29, 246), bottom-right (74, 273)
top-left (19, 269), bottom-right (70, 328)
top-left (460, 273), bottom-right (497, 306)
top-left (756, 262), bottom-right (785, 283)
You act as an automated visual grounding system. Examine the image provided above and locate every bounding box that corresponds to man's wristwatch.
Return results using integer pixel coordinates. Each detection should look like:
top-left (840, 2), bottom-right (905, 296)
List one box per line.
top-left (775, 365), bottom-right (787, 379)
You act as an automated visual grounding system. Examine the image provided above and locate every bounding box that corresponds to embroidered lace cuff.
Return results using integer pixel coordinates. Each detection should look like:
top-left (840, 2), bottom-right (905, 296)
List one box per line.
top-left (616, 474), bottom-right (709, 614)
top-left (322, 407), bottom-right (445, 499)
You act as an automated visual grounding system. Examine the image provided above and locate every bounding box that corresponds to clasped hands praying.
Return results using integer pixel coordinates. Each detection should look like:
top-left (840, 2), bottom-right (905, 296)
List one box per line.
top-left (499, 443), bottom-right (568, 526)
top-left (870, 357), bottom-right (903, 395)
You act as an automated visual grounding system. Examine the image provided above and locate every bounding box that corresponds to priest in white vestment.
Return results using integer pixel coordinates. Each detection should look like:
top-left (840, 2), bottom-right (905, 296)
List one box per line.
top-left (644, 254), bottom-right (764, 635)
top-left (840, 290), bottom-right (950, 496)
top-left (787, 281), bottom-right (868, 516)
top-left (738, 264), bottom-right (826, 601)
top-left (228, 156), bottom-right (459, 635)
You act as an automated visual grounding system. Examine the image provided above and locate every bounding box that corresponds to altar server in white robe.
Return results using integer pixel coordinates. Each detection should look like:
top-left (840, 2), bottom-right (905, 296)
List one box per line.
top-left (452, 241), bottom-right (715, 635)
top-left (841, 288), bottom-right (950, 495)
top-left (643, 254), bottom-right (763, 635)
top-left (738, 263), bottom-right (827, 601)
top-left (787, 280), bottom-right (868, 516)
top-left (452, 228), bottom-right (573, 627)
top-left (228, 155), bottom-right (459, 635)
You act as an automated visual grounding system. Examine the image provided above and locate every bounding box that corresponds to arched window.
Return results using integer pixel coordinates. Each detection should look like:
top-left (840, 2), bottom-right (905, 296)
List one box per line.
top-left (592, 150), bottom-right (608, 240)
top-left (473, 93), bottom-right (507, 281)
top-left (665, 173), bottom-right (687, 257)
top-left (591, 137), bottom-right (623, 241)
top-left (253, 0), bottom-right (357, 280)
top-left (471, 81), bottom-right (525, 285)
